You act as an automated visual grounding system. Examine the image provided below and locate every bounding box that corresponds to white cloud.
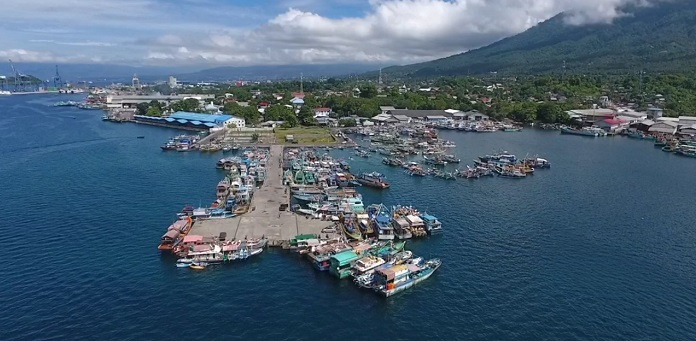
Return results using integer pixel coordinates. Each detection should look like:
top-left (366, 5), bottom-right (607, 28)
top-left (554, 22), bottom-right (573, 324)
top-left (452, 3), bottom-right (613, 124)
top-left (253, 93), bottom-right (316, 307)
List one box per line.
top-left (0, 0), bottom-right (669, 66)
top-left (0, 49), bottom-right (57, 63)
top-left (29, 40), bottom-right (116, 47)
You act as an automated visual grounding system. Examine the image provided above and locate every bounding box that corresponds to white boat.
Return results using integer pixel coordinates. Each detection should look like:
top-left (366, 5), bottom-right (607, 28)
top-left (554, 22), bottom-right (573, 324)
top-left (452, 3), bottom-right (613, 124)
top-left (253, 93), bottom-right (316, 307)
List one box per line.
top-left (0, 90), bottom-right (11, 96)
top-left (351, 256), bottom-right (386, 277)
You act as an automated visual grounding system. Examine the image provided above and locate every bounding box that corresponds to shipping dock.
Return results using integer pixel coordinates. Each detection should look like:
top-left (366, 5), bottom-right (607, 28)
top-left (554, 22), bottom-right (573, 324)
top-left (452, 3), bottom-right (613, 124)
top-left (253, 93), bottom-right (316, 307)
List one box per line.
top-left (186, 145), bottom-right (336, 246)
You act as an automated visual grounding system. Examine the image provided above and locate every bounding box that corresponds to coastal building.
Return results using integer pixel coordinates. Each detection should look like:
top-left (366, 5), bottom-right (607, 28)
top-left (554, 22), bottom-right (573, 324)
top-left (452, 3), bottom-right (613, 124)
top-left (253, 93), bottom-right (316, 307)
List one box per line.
top-left (678, 124), bottom-right (696, 136)
top-left (426, 115), bottom-right (449, 122)
top-left (678, 116), bottom-right (696, 127)
top-left (648, 120), bottom-right (678, 134)
top-left (380, 106), bottom-right (397, 115)
top-left (134, 111), bottom-right (245, 131)
top-left (168, 76), bottom-right (179, 88)
top-left (314, 107), bottom-right (332, 120)
top-left (169, 112), bottom-right (245, 128)
top-left (386, 109), bottom-right (453, 119)
top-left (566, 108), bottom-right (615, 123)
top-left (629, 119), bottom-right (654, 132)
top-left (595, 118), bottom-right (628, 132)
top-left (105, 94), bottom-right (215, 109)
top-left (647, 107), bottom-right (664, 120)
top-left (462, 111), bottom-right (489, 121)
top-left (391, 115), bottom-right (411, 124)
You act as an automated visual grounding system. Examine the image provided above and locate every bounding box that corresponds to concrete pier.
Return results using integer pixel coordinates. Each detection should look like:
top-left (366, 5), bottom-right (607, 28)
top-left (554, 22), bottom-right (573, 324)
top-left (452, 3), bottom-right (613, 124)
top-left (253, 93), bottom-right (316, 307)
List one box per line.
top-left (188, 145), bottom-right (335, 245)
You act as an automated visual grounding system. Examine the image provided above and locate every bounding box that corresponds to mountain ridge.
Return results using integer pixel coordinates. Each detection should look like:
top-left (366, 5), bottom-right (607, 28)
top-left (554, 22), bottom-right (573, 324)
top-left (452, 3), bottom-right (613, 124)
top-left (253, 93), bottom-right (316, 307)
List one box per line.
top-left (383, 0), bottom-right (696, 77)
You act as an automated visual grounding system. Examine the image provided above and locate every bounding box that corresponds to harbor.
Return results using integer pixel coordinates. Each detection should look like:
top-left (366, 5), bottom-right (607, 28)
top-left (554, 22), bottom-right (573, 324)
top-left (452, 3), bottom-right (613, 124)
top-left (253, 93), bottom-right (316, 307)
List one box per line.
top-left (6, 96), bottom-right (696, 339)
top-left (173, 145), bottom-right (337, 248)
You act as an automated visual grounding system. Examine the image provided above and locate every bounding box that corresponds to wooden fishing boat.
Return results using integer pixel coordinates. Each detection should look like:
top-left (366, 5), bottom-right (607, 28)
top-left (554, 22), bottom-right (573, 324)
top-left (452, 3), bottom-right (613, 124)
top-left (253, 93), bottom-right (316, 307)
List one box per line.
top-left (189, 262), bottom-right (208, 270)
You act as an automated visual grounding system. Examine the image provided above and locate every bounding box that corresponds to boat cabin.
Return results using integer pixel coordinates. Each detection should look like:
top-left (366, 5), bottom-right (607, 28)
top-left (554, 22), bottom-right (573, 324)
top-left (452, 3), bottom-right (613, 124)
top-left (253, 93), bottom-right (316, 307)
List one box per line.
top-left (375, 264), bottom-right (410, 288)
top-left (329, 250), bottom-right (360, 278)
top-left (420, 214), bottom-right (442, 234)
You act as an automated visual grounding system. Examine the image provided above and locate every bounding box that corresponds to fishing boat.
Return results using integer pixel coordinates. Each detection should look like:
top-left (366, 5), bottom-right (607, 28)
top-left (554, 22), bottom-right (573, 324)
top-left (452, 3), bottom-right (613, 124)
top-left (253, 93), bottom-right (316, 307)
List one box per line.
top-left (351, 256), bottom-right (386, 277)
top-left (368, 204), bottom-right (394, 240)
top-left (420, 214), bottom-right (442, 234)
top-left (392, 218), bottom-right (412, 239)
top-left (561, 127), bottom-right (606, 137)
top-left (330, 250), bottom-right (361, 279)
top-left (189, 262), bottom-right (208, 270)
top-left (356, 172), bottom-right (390, 189)
top-left (373, 258), bottom-right (441, 297)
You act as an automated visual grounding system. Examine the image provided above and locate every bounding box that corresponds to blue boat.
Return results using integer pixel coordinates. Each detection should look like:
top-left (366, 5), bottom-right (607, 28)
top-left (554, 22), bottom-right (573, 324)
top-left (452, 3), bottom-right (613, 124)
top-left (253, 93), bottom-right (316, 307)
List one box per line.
top-left (368, 204), bottom-right (394, 240)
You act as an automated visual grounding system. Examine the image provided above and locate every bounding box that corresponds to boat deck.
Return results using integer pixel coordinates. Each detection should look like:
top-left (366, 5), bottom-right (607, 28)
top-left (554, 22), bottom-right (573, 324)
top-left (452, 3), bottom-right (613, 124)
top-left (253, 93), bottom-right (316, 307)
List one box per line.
top-left (188, 145), bottom-right (336, 246)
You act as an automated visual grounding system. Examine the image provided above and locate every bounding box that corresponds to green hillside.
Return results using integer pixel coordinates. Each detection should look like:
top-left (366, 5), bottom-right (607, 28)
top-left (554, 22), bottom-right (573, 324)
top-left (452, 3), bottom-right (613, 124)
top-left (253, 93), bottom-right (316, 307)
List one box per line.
top-left (384, 1), bottom-right (696, 77)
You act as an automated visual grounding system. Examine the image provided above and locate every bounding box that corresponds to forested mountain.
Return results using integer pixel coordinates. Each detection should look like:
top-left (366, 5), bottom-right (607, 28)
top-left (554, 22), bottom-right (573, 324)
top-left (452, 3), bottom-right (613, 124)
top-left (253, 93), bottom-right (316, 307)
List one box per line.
top-left (384, 1), bottom-right (696, 77)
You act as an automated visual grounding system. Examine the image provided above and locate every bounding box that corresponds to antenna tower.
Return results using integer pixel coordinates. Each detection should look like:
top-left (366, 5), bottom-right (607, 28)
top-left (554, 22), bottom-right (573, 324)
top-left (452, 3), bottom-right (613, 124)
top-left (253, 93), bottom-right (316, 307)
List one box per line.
top-left (299, 72), bottom-right (303, 94)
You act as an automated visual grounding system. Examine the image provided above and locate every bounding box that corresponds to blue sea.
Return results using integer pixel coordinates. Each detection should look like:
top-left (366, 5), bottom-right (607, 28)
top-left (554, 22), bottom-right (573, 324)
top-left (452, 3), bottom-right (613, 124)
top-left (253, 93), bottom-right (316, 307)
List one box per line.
top-left (1, 94), bottom-right (695, 340)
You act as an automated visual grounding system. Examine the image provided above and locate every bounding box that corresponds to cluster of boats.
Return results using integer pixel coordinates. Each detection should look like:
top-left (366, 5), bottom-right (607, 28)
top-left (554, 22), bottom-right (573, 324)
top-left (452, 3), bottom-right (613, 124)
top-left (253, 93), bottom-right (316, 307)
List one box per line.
top-left (384, 151), bottom-right (550, 180)
top-left (560, 126), bottom-right (609, 137)
top-left (175, 236), bottom-right (268, 270)
top-left (430, 120), bottom-right (523, 132)
top-left (290, 235), bottom-right (441, 297)
top-left (160, 134), bottom-right (203, 151)
top-left (158, 149), bottom-right (270, 260)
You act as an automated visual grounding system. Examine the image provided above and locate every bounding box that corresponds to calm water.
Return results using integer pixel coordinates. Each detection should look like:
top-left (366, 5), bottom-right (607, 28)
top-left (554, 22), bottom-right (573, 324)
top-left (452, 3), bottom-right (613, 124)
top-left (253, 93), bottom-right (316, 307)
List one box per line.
top-left (1, 94), bottom-right (695, 340)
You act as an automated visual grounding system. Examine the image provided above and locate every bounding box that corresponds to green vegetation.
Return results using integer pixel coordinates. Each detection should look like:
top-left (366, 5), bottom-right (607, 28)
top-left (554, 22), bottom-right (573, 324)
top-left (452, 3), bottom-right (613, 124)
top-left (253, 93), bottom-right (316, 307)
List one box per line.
top-left (274, 127), bottom-right (335, 145)
top-left (384, 1), bottom-right (696, 77)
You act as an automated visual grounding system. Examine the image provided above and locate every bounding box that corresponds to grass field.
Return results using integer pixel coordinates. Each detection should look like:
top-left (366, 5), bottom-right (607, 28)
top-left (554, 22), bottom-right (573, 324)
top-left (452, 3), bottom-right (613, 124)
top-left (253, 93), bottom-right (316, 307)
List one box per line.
top-left (274, 127), bottom-right (337, 144)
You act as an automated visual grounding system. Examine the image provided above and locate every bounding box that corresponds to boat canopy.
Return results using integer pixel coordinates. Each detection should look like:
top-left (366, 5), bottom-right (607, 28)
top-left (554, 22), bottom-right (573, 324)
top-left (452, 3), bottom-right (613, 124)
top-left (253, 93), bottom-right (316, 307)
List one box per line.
top-left (168, 219), bottom-right (189, 231)
top-left (405, 215), bottom-right (424, 225)
top-left (376, 215), bottom-right (390, 224)
top-left (376, 264), bottom-right (408, 280)
top-left (420, 214), bottom-right (438, 222)
top-left (331, 250), bottom-right (359, 264)
top-left (394, 218), bottom-right (410, 227)
top-left (161, 230), bottom-right (180, 240)
top-left (183, 235), bottom-right (204, 243)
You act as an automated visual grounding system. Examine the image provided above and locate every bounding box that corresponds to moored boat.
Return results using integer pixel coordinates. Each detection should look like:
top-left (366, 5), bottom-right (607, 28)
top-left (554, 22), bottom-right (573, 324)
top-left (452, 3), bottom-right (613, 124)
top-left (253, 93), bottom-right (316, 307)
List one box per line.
top-left (373, 258), bottom-right (441, 297)
top-left (356, 172), bottom-right (390, 189)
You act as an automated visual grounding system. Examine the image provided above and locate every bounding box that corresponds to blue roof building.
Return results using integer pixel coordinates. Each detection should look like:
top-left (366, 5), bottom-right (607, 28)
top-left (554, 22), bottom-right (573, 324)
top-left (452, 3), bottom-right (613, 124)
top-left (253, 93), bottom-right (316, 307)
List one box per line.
top-left (169, 111), bottom-right (234, 125)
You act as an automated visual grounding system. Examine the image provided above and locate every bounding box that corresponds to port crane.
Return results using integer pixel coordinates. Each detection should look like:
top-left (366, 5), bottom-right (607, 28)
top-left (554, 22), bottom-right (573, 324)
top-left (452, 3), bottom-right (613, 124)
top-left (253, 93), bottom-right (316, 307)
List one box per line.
top-left (8, 59), bottom-right (28, 92)
top-left (53, 65), bottom-right (64, 89)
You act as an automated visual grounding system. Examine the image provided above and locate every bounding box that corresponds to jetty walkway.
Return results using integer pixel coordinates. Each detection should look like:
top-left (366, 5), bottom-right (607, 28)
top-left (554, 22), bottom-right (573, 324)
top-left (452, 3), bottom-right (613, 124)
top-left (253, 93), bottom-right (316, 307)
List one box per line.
top-left (188, 145), bottom-right (334, 246)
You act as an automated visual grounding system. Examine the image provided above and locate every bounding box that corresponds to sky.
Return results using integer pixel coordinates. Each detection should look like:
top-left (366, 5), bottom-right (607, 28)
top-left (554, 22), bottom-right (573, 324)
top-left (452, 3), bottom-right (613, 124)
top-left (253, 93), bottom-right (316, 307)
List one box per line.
top-left (0, 0), bottom-right (664, 67)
